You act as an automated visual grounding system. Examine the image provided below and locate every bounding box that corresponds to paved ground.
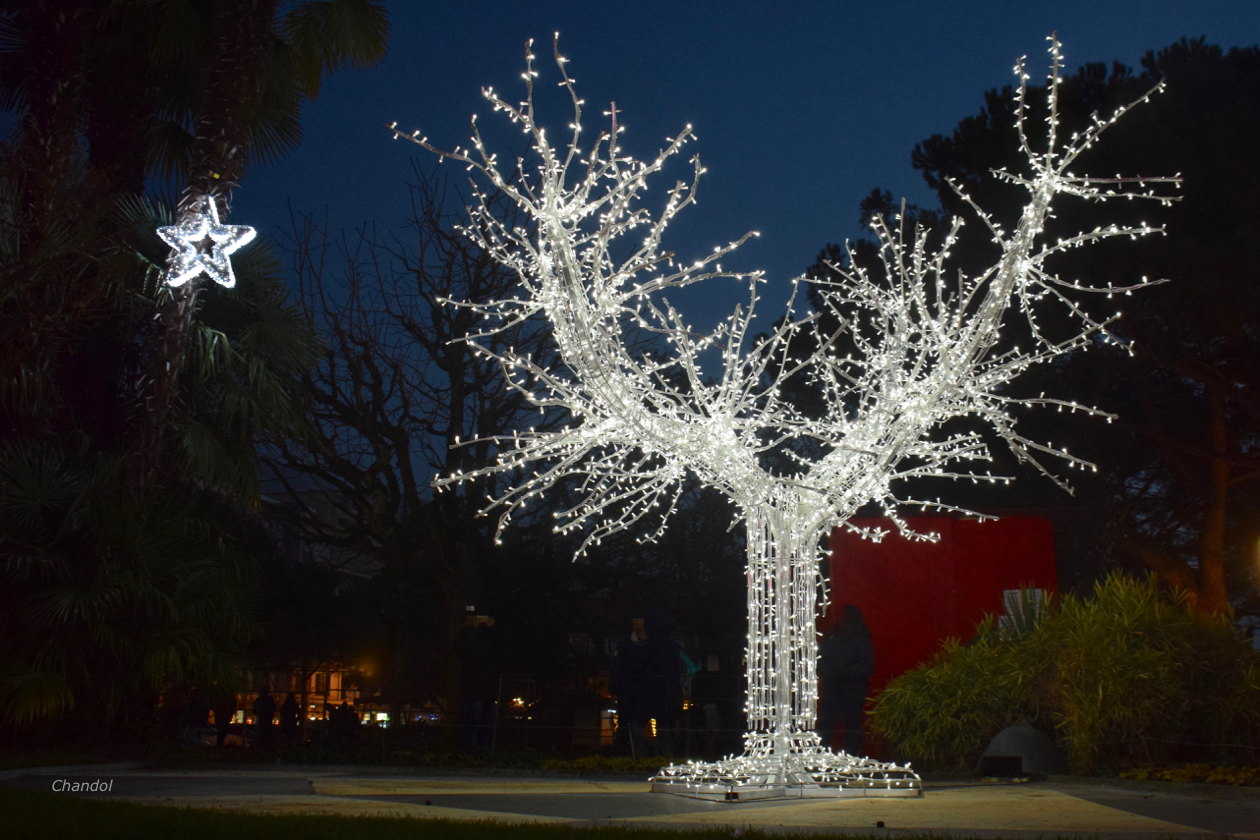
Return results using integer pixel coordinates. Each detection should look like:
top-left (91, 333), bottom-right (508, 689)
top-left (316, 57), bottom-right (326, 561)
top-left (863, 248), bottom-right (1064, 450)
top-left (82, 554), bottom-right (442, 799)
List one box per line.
top-left (3, 764), bottom-right (1259, 838)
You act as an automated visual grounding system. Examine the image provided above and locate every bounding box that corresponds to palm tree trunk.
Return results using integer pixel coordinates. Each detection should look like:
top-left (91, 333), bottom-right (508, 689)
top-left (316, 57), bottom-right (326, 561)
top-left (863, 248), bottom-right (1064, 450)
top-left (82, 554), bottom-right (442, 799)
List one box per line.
top-left (182, 0), bottom-right (280, 217)
top-left (17, 2), bottom-right (90, 231)
top-left (133, 0), bottom-right (279, 492)
top-left (132, 284), bottom-right (199, 490)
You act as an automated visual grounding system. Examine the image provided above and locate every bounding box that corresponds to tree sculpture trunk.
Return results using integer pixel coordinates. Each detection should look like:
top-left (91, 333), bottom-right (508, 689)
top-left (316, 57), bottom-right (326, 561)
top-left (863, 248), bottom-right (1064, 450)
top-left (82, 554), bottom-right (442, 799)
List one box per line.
top-left (744, 505), bottom-right (824, 757)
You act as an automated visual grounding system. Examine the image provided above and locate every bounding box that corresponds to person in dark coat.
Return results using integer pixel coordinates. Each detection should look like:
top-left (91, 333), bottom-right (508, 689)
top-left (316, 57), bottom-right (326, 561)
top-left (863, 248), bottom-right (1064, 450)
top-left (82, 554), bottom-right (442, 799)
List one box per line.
top-left (252, 689), bottom-right (276, 747)
top-left (613, 610), bottom-right (682, 757)
top-left (279, 692), bottom-right (300, 741)
top-left (180, 687), bottom-right (211, 744)
top-left (816, 604), bottom-right (874, 756)
top-left (332, 700), bottom-right (359, 744)
top-left (610, 616), bottom-right (647, 756)
top-left (641, 610), bottom-right (682, 757)
top-left (455, 611), bottom-right (500, 753)
top-left (210, 682), bottom-right (239, 748)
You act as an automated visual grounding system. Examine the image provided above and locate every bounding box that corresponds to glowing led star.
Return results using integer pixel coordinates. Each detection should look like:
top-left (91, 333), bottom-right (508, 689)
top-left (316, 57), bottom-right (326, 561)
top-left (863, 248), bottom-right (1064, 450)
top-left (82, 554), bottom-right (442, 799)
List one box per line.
top-left (157, 197), bottom-right (256, 289)
top-left (391, 35), bottom-right (1177, 801)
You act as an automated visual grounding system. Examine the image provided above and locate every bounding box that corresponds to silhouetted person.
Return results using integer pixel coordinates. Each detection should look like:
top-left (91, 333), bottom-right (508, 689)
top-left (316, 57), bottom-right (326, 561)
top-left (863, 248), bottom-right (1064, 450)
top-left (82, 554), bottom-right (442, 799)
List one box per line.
top-left (252, 689), bottom-right (276, 747)
top-left (332, 700), bottom-right (359, 744)
top-left (456, 611), bottom-right (500, 753)
top-left (610, 616), bottom-right (646, 756)
top-left (210, 683), bottom-right (238, 748)
top-left (162, 686), bottom-right (190, 740)
top-left (280, 692), bottom-right (300, 741)
top-left (180, 687), bottom-right (211, 744)
top-left (817, 604), bottom-right (874, 756)
top-left (614, 610), bottom-right (682, 757)
top-left (643, 611), bottom-right (683, 756)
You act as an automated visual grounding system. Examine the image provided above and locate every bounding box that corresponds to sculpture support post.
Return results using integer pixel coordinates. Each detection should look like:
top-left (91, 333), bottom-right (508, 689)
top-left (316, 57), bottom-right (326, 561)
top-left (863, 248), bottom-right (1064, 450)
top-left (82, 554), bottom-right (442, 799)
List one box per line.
top-left (648, 502), bottom-right (922, 800)
top-left (744, 505), bottom-right (822, 757)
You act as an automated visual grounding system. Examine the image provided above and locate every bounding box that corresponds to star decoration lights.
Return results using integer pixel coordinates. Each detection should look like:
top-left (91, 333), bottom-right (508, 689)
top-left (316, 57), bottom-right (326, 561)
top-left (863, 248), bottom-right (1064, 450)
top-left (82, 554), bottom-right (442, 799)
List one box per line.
top-left (157, 196), bottom-right (256, 289)
top-left (390, 35), bottom-right (1178, 800)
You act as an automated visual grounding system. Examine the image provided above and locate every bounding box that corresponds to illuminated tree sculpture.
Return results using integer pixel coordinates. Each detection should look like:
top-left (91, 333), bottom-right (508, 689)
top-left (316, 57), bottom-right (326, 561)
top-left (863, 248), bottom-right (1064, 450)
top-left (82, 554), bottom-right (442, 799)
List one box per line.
top-left (390, 36), bottom-right (1176, 799)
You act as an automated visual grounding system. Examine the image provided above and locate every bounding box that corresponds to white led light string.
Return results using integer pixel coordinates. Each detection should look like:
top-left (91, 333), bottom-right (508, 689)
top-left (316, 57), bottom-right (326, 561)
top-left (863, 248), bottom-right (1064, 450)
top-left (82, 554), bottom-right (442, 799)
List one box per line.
top-left (390, 35), bottom-right (1177, 796)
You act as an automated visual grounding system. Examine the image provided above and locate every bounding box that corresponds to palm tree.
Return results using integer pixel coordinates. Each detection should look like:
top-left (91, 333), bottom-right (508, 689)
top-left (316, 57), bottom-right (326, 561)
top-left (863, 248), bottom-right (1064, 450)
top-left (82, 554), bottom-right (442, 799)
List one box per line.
top-left (0, 1), bottom-right (375, 726)
top-left (1, 1), bottom-right (389, 493)
top-left (0, 440), bottom-right (261, 726)
top-left (0, 1), bottom-right (390, 198)
top-left (134, 0), bottom-right (391, 492)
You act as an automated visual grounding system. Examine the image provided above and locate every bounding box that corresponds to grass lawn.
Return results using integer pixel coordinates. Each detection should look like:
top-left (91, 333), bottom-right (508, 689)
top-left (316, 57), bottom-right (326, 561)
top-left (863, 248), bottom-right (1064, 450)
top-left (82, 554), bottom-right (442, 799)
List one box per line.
top-left (3, 786), bottom-right (965, 840)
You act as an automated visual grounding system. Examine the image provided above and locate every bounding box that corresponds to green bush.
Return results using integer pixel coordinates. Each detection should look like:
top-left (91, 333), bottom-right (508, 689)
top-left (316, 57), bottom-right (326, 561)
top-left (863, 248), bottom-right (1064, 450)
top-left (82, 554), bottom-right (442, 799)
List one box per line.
top-left (866, 618), bottom-right (1044, 770)
top-left (1120, 762), bottom-right (1260, 786)
top-left (870, 572), bottom-right (1260, 773)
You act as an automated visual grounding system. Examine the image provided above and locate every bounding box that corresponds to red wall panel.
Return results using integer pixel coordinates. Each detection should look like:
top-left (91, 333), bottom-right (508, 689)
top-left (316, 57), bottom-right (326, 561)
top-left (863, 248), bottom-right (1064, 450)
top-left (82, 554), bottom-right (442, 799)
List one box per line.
top-left (823, 517), bottom-right (1056, 695)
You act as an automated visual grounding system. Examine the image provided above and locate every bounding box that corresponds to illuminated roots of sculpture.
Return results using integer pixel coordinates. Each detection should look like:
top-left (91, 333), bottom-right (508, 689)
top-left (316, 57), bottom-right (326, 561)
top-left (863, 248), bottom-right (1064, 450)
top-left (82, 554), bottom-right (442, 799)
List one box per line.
top-left (391, 36), bottom-right (1175, 799)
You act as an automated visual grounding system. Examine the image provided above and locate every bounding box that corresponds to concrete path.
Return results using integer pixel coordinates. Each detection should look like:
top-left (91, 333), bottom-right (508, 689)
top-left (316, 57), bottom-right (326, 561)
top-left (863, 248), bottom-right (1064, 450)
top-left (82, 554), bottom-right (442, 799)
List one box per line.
top-left (4, 766), bottom-right (1258, 838)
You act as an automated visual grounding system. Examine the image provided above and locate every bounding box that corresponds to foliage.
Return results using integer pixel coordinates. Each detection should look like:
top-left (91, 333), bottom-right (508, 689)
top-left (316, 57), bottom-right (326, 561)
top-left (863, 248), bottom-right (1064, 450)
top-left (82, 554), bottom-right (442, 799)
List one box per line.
top-left (0, 1), bottom-right (375, 731)
top-left (871, 573), bottom-right (1260, 773)
top-left (115, 194), bottom-right (324, 501)
top-left (0, 149), bottom-right (321, 730)
top-left (0, 0), bottom-right (390, 196)
top-left (0, 441), bottom-right (260, 726)
top-left (1120, 763), bottom-right (1260, 786)
top-left (866, 618), bottom-right (1043, 771)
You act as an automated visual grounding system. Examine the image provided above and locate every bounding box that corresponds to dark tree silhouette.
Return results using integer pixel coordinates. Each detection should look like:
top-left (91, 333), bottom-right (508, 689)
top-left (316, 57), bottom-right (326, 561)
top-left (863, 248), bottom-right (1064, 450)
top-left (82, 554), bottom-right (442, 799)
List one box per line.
top-left (262, 171), bottom-right (562, 712)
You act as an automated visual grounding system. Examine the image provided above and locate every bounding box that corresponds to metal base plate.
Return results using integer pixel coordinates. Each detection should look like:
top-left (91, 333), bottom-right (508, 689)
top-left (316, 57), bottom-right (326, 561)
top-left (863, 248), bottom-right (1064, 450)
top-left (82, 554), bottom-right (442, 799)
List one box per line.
top-left (648, 749), bottom-right (923, 802)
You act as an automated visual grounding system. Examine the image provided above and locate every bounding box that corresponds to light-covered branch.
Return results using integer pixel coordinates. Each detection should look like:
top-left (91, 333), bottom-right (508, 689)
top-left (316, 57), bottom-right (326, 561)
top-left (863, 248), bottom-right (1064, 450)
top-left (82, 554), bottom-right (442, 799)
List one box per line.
top-left (392, 36), bottom-right (1174, 554)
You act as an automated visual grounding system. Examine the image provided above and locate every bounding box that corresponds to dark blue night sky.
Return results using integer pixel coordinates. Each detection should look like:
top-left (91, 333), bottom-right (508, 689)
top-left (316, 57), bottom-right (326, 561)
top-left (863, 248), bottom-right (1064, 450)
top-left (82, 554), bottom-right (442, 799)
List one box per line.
top-left (231, 1), bottom-right (1258, 322)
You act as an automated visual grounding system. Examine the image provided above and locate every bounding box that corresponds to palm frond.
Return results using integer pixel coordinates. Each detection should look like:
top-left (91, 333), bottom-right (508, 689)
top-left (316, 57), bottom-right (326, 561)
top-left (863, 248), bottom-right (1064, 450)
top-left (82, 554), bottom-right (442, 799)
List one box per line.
top-left (146, 118), bottom-right (196, 188)
top-left (278, 0), bottom-right (390, 100)
top-left (0, 663), bottom-right (75, 726)
top-left (0, 10), bottom-right (30, 113)
top-left (175, 416), bottom-right (260, 503)
top-left (112, 192), bottom-right (175, 267)
top-left (246, 61), bottom-right (304, 165)
top-left (144, 0), bottom-right (207, 64)
top-left (0, 442), bottom-right (84, 531)
top-left (227, 235), bottom-right (283, 284)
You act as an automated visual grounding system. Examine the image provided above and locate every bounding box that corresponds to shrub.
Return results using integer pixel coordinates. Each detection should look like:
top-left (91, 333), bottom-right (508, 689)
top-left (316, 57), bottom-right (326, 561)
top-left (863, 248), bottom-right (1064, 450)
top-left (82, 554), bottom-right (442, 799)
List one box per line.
top-left (870, 572), bottom-right (1260, 773)
top-left (866, 617), bottom-right (1048, 771)
top-left (1121, 763), bottom-right (1260, 786)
